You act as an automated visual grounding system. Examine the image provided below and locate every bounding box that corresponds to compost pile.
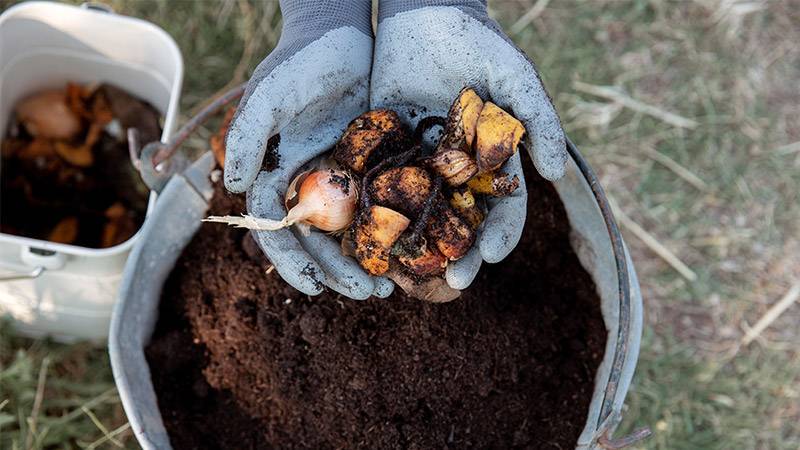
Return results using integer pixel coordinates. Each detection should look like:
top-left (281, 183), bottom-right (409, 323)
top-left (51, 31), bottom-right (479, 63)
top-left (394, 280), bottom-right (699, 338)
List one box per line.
top-left (146, 156), bottom-right (607, 449)
top-left (0, 83), bottom-right (159, 248)
top-left (207, 88), bottom-right (525, 301)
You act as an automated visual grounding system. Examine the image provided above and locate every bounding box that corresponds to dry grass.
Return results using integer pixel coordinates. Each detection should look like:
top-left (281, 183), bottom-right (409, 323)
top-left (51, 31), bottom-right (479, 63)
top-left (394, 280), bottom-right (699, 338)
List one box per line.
top-left (1, 0), bottom-right (798, 448)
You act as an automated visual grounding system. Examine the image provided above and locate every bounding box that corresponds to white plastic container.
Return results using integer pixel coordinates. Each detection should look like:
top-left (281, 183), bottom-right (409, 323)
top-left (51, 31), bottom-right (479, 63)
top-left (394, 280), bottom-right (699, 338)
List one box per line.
top-left (0, 2), bottom-right (183, 342)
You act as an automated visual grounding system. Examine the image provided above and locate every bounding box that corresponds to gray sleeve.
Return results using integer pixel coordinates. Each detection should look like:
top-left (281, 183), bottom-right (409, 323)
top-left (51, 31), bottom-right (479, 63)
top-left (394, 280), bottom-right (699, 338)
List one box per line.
top-left (378, 0), bottom-right (487, 23)
top-left (236, 0), bottom-right (373, 143)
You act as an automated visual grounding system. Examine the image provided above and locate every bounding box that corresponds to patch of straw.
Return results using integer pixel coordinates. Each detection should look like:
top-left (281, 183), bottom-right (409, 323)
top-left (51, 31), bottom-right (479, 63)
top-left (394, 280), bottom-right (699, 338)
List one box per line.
top-left (609, 198), bottom-right (698, 282)
top-left (741, 283), bottom-right (800, 346)
top-left (574, 81), bottom-right (698, 129)
top-left (643, 146), bottom-right (709, 191)
top-left (510, 0), bottom-right (551, 35)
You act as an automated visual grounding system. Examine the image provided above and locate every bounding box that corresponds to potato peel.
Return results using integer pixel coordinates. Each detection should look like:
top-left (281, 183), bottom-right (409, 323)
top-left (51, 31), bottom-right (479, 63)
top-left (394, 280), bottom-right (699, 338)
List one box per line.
top-left (333, 110), bottom-right (406, 174)
top-left (354, 206), bottom-right (410, 275)
top-left (371, 166), bottom-right (432, 216)
top-left (475, 102), bottom-right (525, 173)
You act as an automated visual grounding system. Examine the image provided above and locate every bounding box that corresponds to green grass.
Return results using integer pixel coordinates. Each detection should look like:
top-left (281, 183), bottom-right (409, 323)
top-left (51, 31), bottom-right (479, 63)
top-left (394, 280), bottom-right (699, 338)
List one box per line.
top-left (1, 0), bottom-right (798, 449)
top-left (0, 321), bottom-right (130, 449)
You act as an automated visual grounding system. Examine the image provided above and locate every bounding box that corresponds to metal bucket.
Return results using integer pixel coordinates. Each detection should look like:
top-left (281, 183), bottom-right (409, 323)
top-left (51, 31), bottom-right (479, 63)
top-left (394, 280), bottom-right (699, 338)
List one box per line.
top-left (109, 96), bottom-right (647, 448)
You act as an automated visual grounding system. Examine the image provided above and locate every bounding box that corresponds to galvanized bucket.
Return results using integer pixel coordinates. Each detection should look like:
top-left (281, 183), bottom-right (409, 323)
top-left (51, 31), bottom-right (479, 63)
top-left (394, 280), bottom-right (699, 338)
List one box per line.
top-left (109, 89), bottom-right (648, 449)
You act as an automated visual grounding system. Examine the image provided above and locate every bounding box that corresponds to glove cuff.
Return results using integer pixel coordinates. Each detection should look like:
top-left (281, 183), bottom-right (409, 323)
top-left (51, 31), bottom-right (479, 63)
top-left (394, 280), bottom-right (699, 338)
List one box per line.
top-left (378, 0), bottom-right (487, 23)
top-left (281, 0), bottom-right (373, 38)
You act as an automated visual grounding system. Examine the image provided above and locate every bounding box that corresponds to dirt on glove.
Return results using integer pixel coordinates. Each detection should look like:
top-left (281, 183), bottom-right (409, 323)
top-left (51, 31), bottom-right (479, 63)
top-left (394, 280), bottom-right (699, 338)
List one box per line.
top-left (146, 157), bottom-right (607, 449)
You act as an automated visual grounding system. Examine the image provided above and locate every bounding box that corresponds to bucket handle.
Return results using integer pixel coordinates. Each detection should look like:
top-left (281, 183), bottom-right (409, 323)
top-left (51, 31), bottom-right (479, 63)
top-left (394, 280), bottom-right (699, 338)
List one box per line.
top-left (80, 3), bottom-right (115, 14)
top-left (565, 139), bottom-right (651, 448)
top-left (130, 84), bottom-right (246, 193)
top-left (0, 266), bottom-right (44, 282)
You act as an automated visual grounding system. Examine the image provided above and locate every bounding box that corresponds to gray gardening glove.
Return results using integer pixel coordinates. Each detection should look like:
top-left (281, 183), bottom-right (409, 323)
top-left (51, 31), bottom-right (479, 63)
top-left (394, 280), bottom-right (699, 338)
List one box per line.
top-left (225, 0), bottom-right (394, 300)
top-left (372, 0), bottom-right (566, 290)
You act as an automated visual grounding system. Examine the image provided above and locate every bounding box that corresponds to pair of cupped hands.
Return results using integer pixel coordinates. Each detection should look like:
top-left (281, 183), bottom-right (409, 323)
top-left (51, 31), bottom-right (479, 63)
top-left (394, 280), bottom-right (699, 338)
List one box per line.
top-left (224, 0), bottom-right (566, 299)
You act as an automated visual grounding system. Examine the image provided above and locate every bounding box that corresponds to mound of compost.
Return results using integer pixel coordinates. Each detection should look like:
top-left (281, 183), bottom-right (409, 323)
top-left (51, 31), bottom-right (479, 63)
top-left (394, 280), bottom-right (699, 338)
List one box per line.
top-left (146, 158), bottom-right (607, 449)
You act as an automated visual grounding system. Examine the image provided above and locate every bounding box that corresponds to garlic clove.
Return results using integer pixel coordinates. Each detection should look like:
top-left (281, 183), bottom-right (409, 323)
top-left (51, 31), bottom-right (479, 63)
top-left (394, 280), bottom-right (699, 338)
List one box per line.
top-left (429, 149), bottom-right (478, 186)
top-left (285, 170), bottom-right (312, 210)
top-left (475, 102), bottom-right (525, 173)
top-left (296, 169), bottom-right (357, 232)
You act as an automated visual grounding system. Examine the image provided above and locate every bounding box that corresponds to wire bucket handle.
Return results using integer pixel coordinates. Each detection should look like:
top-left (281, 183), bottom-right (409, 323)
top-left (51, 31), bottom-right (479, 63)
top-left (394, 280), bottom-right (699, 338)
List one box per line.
top-left (129, 84), bottom-right (246, 193)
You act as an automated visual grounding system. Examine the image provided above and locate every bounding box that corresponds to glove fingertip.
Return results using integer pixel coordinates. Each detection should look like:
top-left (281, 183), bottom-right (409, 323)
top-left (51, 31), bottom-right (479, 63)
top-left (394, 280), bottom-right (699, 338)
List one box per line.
top-left (372, 277), bottom-right (395, 298)
top-left (529, 136), bottom-right (567, 182)
top-left (446, 248), bottom-right (482, 290)
top-left (277, 258), bottom-right (327, 296)
top-left (479, 197), bottom-right (526, 264)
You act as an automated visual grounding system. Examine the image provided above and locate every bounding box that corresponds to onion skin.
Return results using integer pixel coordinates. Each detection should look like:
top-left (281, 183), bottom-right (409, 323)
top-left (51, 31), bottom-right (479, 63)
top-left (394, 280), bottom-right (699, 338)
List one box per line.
top-left (204, 169), bottom-right (357, 233)
top-left (294, 170), bottom-right (357, 232)
top-left (429, 149), bottom-right (478, 186)
top-left (16, 90), bottom-right (82, 140)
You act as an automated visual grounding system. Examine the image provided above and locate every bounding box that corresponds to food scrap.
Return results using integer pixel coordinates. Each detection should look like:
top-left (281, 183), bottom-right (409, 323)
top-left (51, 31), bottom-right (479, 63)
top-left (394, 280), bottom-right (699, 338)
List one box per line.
top-left (207, 87), bottom-right (524, 301)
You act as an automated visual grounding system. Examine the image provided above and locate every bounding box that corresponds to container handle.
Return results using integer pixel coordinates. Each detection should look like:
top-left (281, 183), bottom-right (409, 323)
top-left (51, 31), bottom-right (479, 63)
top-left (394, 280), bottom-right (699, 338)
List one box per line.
top-left (0, 266), bottom-right (44, 282)
top-left (131, 84), bottom-right (246, 193)
top-left (80, 3), bottom-right (115, 14)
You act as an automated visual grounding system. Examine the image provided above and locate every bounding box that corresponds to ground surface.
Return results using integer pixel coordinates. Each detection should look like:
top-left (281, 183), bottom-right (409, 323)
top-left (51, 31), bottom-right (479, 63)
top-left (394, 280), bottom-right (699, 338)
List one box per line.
top-left (1, 1), bottom-right (798, 449)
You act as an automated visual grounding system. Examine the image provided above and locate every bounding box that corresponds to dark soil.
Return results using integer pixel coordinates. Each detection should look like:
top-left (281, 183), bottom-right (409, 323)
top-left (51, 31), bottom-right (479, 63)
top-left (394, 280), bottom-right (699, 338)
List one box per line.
top-left (146, 158), bottom-right (607, 449)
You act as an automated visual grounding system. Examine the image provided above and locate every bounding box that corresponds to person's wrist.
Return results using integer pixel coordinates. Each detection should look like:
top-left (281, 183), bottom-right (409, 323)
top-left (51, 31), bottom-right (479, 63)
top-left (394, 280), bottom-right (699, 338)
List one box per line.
top-left (280, 0), bottom-right (373, 38)
top-left (378, 0), bottom-right (487, 23)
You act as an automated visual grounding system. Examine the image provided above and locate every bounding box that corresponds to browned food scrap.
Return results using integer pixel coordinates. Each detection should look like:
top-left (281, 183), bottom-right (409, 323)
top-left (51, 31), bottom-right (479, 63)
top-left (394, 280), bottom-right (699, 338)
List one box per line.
top-left (48, 216), bottom-right (79, 244)
top-left (333, 109), bottom-right (405, 174)
top-left (17, 138), bottom-right (56, 160)
top-left (467, 171), bottom-right (520, 197)
top-left (54, 141), bottom-right (93, 167)
top-left (449, 188), bottom-right (484, 230)
top-left (16, 90), bottom-right (82, 141)
top-left (475, 102), bottom-right (525, 173)
top-left (210, 106), bottom-right (236, 167)
top-left (90, 90), bottom-right (115, 126)
top-left (392, 234), bottom-right (448, 277)
top-left (101, 202), bottom-right (137, 248)
top-left (426, 206), bottom-right (475, 260)
top-left (53, 121), bottom-right (105, 168)
top-left (354, 205), bottom-right (410, 275)
top-left (1, 138), bottom-right (26, 158)
top-left (370, 166), bottom-right (432, 216)
top-left (66, 83), bottom-right (93, 119)
top-left (428, 148), bottom-right (478, 186)
top-left (385, 266), bottom-right (461, 303)
top-left (99, 84), bottom-right (162, 144)
top-left (438, 87), bottom-right (484, 152)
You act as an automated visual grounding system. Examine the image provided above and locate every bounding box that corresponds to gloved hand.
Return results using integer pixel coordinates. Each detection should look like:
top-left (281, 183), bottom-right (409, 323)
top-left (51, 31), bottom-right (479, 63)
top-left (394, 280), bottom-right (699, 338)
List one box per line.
top-left (371, 0), bottom-right (566, 290)
top-left (225, 0), bottom-right (394, 299)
